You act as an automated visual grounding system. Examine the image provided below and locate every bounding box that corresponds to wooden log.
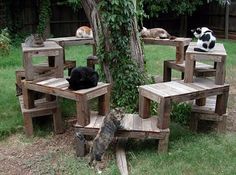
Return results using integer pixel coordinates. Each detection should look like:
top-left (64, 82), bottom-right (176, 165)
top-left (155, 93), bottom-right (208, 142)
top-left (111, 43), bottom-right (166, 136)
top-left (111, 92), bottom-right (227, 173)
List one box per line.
top-left (116, 138), bottom-right (129, 175)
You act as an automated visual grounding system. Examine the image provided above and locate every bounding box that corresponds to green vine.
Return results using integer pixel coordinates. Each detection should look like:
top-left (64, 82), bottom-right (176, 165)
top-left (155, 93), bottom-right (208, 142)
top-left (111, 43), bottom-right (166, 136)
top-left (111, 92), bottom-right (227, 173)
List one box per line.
top-left (37, 0), bottom-right (51, 35)
top-left (98, 0), bottom-right (146, 112)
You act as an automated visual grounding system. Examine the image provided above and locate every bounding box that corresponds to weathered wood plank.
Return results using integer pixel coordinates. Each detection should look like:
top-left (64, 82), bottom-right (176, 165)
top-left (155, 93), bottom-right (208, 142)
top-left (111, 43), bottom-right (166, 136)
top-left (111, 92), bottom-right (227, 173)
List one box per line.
top-left (116, 139), bottom-right (129, 175)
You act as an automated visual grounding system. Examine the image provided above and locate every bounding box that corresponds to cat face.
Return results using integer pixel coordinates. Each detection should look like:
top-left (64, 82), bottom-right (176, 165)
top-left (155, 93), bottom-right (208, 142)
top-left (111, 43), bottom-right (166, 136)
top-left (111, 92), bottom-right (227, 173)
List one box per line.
top-left (191, 27), bottom-right (212, 39)
top-left (109, 107), bottom-right (125, 126)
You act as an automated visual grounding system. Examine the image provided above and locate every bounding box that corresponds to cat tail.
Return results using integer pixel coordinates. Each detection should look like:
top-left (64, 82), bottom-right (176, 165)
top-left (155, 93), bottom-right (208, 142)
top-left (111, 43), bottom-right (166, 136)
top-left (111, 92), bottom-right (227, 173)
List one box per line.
top-left (194, 47), bottom-right (208, 52)
top-left (167, 33), bottom-right (176, 40)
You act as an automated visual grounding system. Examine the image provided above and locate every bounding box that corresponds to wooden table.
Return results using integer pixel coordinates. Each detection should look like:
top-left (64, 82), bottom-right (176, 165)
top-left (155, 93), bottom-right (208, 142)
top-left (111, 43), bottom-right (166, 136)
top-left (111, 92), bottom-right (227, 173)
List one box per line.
top-left (47, 37), bottom-right (95, 61)
top-left (139, 78), bottom-right (229, 130)
top-left (142, 37), bottom-right (192, 64)
top-left (22, 41), bottom-right (64, 81)
top-left (184, 42), bottom-right (227, 85)
top-left (22, 78), bottom-right (111, 127)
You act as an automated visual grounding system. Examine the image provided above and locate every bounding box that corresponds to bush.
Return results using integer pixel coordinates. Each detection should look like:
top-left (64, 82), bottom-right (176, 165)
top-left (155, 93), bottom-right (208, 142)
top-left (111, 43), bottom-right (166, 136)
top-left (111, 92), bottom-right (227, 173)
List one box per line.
top-left (170, 102), bottom-right (192, 125)
top-left (0, 28), bottom-right (11, 56)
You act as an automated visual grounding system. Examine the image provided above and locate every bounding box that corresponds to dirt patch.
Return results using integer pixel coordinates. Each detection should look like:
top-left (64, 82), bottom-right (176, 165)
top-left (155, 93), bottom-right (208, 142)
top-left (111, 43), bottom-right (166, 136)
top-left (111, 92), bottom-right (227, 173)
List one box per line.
top-left (0, 128), bottom-right (75, 175)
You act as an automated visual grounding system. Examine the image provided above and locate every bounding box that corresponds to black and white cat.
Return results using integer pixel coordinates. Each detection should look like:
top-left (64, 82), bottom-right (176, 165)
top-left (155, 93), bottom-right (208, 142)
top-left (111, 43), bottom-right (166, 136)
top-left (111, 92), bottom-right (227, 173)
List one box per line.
top-left (191, 27), bottom-right (216, 52)
top-left (66, 67), bottom-right (99, 90)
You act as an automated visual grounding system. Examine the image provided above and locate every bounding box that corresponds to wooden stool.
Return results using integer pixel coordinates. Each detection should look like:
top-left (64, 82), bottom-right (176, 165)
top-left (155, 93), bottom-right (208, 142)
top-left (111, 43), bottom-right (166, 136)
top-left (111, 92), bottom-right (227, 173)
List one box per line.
top-left (74, 113), bottom-right (170, 155)
top-left (19, 96), bottom-right (63, 137)
top-left (22, 41), bottom-right (64, 81)
top-left (189, 96), bottom-right (228, 133)
top-left (184, 42), bottom-right (227, 106)
top-left (163, 60), bottom-right (216, 82)
top-left (142, 37), bottom-right (192, 64)
top-left (139, 78), bottom-right (229, 152)
top-left (184, 42), bottom-right (227, 85)
top-left (22, 78), bottom-right (111, 127)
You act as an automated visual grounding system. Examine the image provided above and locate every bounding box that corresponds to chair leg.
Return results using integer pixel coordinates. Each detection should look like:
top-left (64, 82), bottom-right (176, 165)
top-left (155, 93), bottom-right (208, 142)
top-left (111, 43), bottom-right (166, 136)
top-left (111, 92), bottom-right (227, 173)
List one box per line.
top-left (23, 113), bottom-right (33, 137)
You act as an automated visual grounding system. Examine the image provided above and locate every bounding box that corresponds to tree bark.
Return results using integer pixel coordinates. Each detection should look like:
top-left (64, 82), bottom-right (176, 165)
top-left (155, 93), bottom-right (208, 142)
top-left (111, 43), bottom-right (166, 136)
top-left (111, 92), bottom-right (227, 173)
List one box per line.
top-left (81, 0), bottom-right (145, 83)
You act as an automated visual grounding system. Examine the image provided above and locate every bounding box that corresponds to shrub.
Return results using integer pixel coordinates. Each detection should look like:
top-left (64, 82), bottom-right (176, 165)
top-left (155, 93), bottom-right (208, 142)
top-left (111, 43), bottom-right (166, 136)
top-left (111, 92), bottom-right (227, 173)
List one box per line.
top-left (170, 102), bottom-right (192, 125)
top-left (0, 28), bottom-right (11, 56)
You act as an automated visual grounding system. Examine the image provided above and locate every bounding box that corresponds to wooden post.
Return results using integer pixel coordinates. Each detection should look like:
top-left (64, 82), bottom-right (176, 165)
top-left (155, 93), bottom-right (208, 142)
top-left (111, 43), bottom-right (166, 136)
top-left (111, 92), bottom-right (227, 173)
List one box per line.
top-left (184, 54), bottom-right (194, 83)
top-left (225, 3), bottom-right (229, 39)
top-left (215, 57), bottom-right (226, 85)
top-left (23, 52), bottom-right (34, 81)
top-left (215, 89), bottom-right (229, 116)
top-left (76, 95), bottom-right (90, 126)
top-left (158, 133), bottom-right (169, 153)
top-left (23, 113), bottom-right (34, 137)
top-left (98, 86), bottom-right (110, 116)
top-left (52, 99), bottom-right (64, 134)
top-left (22, 83), bottom-right (35, 109)
top-left (157, 98), bottom-right (171, 129)
top-left (163, 61), bottom-right (172, 82)
top-left (176, 42), bottom-right (185, 64)
top-left (139, 95), bottom-right (150, 119)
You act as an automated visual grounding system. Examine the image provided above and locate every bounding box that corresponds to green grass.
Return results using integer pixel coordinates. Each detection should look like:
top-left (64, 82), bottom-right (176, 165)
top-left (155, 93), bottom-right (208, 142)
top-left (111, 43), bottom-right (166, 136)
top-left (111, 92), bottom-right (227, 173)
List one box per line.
top-left (0, 39), bottom-right (236, 174)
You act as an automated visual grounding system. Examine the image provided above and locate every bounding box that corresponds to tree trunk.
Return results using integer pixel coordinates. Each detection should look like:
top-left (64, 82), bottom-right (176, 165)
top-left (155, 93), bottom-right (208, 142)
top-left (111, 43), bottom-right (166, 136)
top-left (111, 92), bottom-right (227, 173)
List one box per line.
top-left (81, 0), bottom-right (144, 83)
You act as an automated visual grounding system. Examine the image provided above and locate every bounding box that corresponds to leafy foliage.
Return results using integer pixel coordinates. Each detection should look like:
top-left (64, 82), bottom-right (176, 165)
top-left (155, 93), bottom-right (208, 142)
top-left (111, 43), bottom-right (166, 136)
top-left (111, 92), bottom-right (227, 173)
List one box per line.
top-left (0, 28), bottom-right (11, 56)
top-left (143, 0), bottom-right (229, 18)
top-left (37, 0), bottom-right (51, 35)
top-left (170, 102), bottom-right (192, 125)
top-left (98, 0), bottom-right (146, 111)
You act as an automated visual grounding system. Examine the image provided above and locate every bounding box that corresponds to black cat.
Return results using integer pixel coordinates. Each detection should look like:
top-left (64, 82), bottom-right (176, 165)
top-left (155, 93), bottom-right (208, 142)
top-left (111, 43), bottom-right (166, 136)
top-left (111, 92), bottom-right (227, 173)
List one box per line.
top-left (66, 67), bottom-right (99, 90)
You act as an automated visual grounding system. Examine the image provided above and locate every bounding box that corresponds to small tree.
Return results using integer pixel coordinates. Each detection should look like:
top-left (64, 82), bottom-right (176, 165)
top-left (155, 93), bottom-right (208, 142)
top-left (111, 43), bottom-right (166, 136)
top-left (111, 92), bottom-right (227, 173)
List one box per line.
top-left (80, 0), bottom-right (146, 111)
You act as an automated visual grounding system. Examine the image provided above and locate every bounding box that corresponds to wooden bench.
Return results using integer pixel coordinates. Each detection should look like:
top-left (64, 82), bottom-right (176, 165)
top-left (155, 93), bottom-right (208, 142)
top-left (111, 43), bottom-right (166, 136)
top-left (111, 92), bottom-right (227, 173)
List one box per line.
top-left (19, 96), bottom-right (63, 137)
top-left (47, 37), bottom-right (96, 61)
top-left (74, 113), bottom-right (170, 155)
top-left (22, 78), bottom-right (111, 127)
top-left (184, 42), bottom-right (227, 85)
top-left (189, 96), bottom-right (228, 132)
top-left (163, 60), bottom-right (216, 82)
top-left (142, 37), bottom-right (192, 64)
top-left (139, 78), bottom-right (229, 130)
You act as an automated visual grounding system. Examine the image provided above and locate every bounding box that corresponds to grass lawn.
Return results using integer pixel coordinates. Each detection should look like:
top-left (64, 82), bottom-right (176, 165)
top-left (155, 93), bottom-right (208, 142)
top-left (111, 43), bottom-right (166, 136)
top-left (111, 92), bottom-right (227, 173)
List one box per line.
top-left (0, 40), bottom-right (236, 174)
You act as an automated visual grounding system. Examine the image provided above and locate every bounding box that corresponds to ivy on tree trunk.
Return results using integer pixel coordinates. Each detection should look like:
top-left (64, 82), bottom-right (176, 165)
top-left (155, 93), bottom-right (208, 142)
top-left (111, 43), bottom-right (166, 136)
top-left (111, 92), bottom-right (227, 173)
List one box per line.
top-left (81, 0), bottom-right (146, 111)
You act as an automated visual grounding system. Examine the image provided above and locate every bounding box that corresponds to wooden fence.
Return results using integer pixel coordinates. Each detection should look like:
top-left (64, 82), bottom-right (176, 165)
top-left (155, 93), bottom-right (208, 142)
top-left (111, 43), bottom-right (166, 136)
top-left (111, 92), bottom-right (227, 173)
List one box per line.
top-left (2, 0), bottom-right (236, 39)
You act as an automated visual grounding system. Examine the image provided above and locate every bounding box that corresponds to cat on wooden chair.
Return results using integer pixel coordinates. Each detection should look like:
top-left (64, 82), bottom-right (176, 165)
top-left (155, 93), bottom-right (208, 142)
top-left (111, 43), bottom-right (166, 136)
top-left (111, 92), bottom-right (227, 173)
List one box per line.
top-left (66, 67), bottom-right (99, 90)
top-left (75, 26), bottom-right (93, 38)
top-left (191, 27), bottom-right (216, 52)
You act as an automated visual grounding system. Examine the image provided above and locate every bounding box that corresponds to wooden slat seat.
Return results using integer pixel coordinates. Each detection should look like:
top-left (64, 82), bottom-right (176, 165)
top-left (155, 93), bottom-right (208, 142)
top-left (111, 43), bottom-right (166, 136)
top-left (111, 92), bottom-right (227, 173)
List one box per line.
top-left (163, 60), bottom-right (216, 82)
top-left (22, 78), bottom-right (111, 127)
top-left (142, 37), bottom-right (192, 64)
top-left (190, 96), bottom-right (228, 132)
top-left (184, 42), bottom-right (227, 85)
top-left (19, 96), bottom-right (63, 137)
top-left (75, 113), bottom-right (170, 153)
top-left (139, 77), bottom-right (229, 130)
